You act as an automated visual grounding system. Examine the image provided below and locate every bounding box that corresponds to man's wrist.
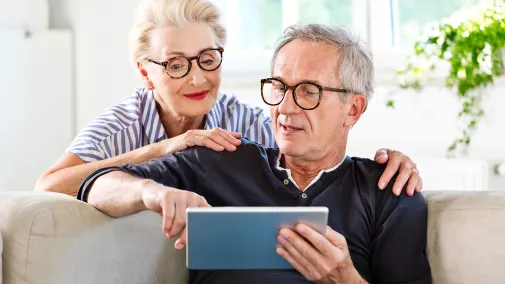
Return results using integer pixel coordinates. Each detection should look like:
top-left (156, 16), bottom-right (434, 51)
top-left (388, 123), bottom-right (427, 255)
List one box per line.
top-left (331, 265), bottom-right (367, 284)
top-left (137, 178), bottom-right (164, 211)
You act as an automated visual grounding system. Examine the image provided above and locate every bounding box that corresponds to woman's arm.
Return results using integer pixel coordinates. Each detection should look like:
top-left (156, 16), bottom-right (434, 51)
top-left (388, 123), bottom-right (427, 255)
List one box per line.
top-left (35, 128), bottom-right (241, 196)
top-left (35, 140), bottom-right (169, 196)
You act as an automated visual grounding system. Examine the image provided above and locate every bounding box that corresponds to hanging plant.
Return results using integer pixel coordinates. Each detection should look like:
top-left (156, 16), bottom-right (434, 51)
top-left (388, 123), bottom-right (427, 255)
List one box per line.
top-left (395, 4), bottom-right (505, 154)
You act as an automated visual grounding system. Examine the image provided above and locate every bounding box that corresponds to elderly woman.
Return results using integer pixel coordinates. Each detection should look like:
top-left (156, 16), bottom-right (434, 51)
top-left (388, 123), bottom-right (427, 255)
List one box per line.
top-left (35, 0), bottom-right (422, 196)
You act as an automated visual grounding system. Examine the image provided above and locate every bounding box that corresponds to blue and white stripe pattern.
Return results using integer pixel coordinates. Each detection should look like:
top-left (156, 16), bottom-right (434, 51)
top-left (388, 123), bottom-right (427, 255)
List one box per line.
top-left (67, 88), bottom-right (276, 163)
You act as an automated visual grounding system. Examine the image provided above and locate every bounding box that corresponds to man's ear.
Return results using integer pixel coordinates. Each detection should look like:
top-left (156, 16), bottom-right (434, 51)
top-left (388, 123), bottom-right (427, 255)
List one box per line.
top-left (343, 94), bottom-right (367, 127)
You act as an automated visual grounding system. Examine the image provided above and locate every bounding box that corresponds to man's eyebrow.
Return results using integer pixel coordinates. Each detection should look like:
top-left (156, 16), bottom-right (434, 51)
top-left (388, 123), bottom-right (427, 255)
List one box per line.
top-left (272, 76), bottom-right (284, 82)
top-left (272, 76), bottom-right (323, 86)
top-left (299, 79), bottom-right (322, 85)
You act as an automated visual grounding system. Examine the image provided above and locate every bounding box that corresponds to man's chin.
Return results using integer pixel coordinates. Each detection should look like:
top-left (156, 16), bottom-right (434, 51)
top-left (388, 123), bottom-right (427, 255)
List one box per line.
top-left (277, 141), bottom-right (305, 157)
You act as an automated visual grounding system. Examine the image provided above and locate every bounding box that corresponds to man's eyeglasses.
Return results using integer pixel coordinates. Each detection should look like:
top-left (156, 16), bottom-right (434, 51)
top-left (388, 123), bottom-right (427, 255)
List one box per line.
top-left (260, 78), bottom-right (353, 110)
top-left (148, 47), bottom-right (224, 79)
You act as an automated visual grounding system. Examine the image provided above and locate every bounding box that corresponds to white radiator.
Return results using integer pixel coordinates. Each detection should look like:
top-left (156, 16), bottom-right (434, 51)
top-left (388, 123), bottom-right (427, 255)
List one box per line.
top-left (416, 158), bottom-right (489, 191)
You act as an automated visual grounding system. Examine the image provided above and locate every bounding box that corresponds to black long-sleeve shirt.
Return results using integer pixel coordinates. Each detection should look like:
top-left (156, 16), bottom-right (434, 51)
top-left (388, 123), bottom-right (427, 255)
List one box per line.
top-left (78, 138), bottom-right (431, 284)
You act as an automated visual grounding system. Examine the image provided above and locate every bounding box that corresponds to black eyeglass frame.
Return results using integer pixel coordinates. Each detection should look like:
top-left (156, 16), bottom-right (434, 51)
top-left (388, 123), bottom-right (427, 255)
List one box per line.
top-left (148, 47), bottom-right (224, 79)
top-left (260, 77), bottom-right (353, 110)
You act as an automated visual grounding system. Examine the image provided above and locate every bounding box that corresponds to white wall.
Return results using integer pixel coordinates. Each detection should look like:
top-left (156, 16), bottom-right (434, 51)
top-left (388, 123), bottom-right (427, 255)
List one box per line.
top-left (1, 0), bottom-right (504, 191)
top-left (0, 0), bottom-right (73, 191)
top-left (48, 0), bottom-right (144, 132)
top-left (0, 30), bottom-right (73, 191)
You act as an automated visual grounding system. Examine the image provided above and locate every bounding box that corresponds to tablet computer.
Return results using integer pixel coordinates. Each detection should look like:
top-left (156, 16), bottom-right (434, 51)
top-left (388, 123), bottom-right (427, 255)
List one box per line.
top-left (186, 206), bottom-right (328, 270)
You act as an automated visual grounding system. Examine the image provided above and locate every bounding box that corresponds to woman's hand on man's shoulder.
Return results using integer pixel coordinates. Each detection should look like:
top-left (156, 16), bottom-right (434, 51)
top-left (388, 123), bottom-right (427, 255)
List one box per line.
top-left (160, 127), bottom-right (242, 155)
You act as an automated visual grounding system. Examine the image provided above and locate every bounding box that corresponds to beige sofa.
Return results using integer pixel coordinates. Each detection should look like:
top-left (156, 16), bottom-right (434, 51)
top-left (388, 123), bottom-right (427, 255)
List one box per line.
top-left (1, 190), bottom-right (505, 284)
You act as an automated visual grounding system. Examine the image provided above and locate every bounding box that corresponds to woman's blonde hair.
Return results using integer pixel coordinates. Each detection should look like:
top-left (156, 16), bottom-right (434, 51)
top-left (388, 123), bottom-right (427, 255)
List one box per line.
top-left (129, 0), bottom-right (226, 71)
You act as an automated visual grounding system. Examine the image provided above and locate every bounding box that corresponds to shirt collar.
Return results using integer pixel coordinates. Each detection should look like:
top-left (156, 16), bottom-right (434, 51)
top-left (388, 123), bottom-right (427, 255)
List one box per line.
top-left (204, 92), bottom-right (225, 130)
top-left (276, 153), bottom-right (347, 191)
top-left (140, 89), bottom-right (167, 144)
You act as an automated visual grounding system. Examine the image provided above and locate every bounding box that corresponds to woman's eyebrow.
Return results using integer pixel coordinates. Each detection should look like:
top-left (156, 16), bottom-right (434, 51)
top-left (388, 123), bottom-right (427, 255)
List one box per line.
top-left (164, 47), bottom-right (216, 58)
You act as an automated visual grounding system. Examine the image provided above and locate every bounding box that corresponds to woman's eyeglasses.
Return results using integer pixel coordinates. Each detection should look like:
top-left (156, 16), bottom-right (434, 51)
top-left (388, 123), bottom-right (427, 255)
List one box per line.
top-left (148, 47), bottom-right (224, 79)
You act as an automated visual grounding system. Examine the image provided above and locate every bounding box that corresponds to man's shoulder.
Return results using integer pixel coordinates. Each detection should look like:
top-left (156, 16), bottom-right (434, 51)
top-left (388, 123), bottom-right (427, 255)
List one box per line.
top-left (349, 157), bottom-right (387, 188)
top-left (351, 157), bottom-right (387, 176)
top-left (350, 156), bottom-right (427, 205)
top-left (237, 137), bottom-right (277, 153)
top-left (197, 137), bottom-right (277, 166)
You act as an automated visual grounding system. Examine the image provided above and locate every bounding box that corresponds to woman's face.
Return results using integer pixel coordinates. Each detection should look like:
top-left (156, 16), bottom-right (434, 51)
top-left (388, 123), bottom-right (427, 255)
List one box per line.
top-left (139, 22), bottom-right (222, 118)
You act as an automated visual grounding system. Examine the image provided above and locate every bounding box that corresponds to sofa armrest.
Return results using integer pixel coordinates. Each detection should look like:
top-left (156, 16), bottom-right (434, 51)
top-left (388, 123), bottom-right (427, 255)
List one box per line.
top-left (0, 191), bottom-right (188, 284)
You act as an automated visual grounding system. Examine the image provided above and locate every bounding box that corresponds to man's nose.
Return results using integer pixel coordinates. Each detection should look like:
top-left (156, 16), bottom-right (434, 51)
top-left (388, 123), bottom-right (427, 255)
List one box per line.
top-left (277, 88), bottom-right (300, 115)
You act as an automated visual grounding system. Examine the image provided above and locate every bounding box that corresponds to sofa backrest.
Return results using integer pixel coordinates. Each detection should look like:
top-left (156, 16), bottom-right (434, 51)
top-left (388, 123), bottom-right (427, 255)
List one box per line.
top-left (424, 191), bottom-right (505, 283)
top-left (1, 191), bottom-right (505, 284)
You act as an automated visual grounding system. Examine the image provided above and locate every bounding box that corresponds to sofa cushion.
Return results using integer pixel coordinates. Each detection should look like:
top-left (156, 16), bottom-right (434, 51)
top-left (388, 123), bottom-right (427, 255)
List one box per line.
top-left (424, 191), bottom-right (505, 284)
top-left (0, 192), bottom-right (187, 284)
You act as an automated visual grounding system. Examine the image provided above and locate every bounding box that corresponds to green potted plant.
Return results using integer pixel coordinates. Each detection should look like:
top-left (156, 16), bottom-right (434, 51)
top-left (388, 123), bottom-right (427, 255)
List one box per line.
top-left (396, 3), bottom-right (505, 154)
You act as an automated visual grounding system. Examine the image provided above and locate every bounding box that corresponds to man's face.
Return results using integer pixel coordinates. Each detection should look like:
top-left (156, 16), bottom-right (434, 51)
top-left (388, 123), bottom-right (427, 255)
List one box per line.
top-left (270, 40), bottom-right (358, 162)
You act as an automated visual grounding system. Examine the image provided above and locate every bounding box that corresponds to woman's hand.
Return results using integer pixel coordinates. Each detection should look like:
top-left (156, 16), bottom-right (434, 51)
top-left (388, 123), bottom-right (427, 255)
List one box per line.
top-left (374, 148), bottom-right (423, 196)
top-left (163, 127), bottom-right (242, 154)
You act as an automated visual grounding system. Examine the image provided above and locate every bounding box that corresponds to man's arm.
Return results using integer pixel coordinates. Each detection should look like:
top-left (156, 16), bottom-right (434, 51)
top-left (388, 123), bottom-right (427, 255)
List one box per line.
top-left (78, 146), bottom-right (220, 215)
top-left (371, 192), bottom-right (432, 283)
top-left (80, 147), bottom-right (218, 247)
top-left (85, 170), bottom-right (154, 217)
top-left (85, 169), bottom-right (209, 248)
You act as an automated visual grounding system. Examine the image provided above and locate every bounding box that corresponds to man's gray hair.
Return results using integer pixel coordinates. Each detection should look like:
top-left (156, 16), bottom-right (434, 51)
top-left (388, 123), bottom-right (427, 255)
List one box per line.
top-left (272, 24), bottom-right (374, 105)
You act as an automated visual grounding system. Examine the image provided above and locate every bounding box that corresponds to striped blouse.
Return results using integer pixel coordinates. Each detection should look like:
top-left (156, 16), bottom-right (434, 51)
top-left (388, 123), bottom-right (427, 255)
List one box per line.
top-left (67, 88), bottom-right (276, 163)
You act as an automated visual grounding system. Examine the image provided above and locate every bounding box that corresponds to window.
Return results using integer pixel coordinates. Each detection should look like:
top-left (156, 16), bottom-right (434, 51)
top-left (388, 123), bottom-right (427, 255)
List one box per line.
top-left (392, 0), bottom-right (484, 46)
top-left (213, 0), bottom-right (493, 79)
top-left (216, 0), bottom-right (355, 51)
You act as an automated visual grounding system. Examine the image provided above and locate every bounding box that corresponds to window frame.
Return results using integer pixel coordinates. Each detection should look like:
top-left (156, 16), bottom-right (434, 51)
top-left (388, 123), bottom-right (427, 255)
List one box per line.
top-left (214, 0), bottom-right (495, 86)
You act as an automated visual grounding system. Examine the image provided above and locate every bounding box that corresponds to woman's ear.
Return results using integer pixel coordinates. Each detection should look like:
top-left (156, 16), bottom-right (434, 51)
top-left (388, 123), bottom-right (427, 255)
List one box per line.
top-left (343, 94), bottom-right (367, 127)
top-left (137, 62), bottom-right (155, 90)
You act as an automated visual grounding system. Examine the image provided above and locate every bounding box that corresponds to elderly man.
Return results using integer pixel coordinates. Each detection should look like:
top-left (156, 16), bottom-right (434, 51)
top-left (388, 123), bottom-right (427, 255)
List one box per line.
top-left (78, 24), bottom-right (431, 284)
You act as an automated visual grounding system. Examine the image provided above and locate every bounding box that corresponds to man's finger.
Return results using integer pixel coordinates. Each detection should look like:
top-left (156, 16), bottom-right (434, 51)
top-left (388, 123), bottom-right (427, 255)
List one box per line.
top-left (198, 195), bottom-right (211, 207)
top-left (295, 224), bottom-right (345, 262)
top-left (294, 224), bottom-right (330, 255)
top-left (162, 197), bottom-right (175, 234)
top-left (168, 196), bottom-right (188, 238)
top-left (175, 227), bottom-right (187, 250)
top-left (277, 229), bottom-right (319, 274)
top-left (276, 246), bottom-right (313, 281)
top-left (278, 227), bottom-right (325, 268)
top-left (323, 226), bottom-right (347, 249)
